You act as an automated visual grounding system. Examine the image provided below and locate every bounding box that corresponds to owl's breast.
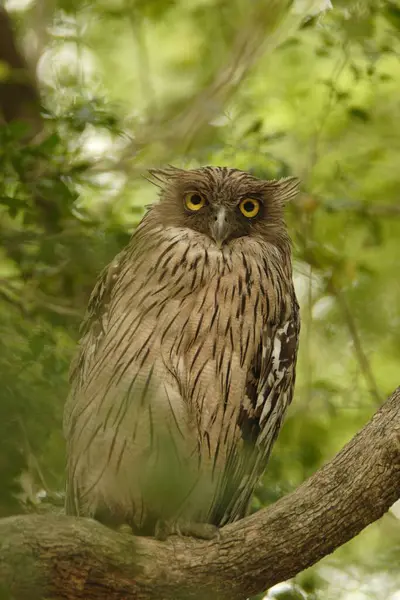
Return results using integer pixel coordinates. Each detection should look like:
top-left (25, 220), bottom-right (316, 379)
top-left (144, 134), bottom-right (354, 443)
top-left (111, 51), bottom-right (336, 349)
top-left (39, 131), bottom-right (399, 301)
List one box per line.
top-left (138, 239), bottom-right (282, 437)
top-left (109, 229), bottom-right (287, 409)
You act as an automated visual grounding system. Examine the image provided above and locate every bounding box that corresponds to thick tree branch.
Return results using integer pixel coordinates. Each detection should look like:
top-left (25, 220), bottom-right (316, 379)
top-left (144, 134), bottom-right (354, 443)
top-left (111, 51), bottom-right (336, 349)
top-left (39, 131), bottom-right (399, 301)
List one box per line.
top-left (0, 388), bottom-right (399, 600)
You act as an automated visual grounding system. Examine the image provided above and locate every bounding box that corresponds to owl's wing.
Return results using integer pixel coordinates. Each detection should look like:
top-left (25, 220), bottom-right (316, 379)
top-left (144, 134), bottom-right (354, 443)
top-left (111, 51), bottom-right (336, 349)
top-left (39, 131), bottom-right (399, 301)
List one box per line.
top-left (243, 296), bottom-right (300, 450)
top-left (67, 252), bottom-right (125, 389)
top-left (64, 250), bottom-right (129, 515)
top-left (216, 295), bottom-right (300, 525)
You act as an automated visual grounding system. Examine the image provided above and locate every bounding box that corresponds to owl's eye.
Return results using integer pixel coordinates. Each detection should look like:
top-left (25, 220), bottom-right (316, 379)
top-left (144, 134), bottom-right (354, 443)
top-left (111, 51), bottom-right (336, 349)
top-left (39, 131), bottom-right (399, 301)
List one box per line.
top-left (184, 192), bottom-right (206, 211)
top-left (239, 198), bottom-right (260, 218)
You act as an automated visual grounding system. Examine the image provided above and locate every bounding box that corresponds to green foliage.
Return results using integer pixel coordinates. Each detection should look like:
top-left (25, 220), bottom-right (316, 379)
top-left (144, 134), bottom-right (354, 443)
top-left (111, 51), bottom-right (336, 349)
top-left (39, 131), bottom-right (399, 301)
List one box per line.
top-left (1, 0), bottom-right (399, 598)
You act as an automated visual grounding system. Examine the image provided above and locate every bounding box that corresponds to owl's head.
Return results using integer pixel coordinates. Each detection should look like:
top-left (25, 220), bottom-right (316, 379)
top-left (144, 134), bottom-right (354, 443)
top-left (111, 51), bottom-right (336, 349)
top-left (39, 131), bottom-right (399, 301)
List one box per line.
top-left (148, 166), bottom-right (299, 249)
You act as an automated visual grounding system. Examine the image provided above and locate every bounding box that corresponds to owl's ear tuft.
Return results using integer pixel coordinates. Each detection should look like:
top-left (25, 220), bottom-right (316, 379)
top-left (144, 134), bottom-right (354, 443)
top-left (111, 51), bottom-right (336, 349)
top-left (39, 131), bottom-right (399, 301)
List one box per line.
top-left (262, 176), bottom-right (300, 205)
top-left (276, 176), bottom-right (301, 204)
top-left (146, 166), bottom-right (186, 188)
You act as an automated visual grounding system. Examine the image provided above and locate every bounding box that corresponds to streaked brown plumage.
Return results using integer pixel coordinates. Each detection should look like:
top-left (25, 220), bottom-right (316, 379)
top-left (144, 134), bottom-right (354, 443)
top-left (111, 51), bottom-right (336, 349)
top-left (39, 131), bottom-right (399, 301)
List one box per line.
top-left (64, 166), bottom-right (300, 537)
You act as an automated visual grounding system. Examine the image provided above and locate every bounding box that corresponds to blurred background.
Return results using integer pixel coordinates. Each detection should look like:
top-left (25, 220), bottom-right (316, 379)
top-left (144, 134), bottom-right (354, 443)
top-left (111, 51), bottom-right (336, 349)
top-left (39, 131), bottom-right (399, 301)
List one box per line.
top-left (0, 0), bottom-right (399, 598)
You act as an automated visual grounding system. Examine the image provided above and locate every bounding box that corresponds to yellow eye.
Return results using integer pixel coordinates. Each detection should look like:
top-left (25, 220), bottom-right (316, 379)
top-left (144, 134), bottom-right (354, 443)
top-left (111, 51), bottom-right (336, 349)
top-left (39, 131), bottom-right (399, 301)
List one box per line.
top-left (184, 192), bottom-right (206, 211)
top-left (239, 198), bottom-right (260, 218)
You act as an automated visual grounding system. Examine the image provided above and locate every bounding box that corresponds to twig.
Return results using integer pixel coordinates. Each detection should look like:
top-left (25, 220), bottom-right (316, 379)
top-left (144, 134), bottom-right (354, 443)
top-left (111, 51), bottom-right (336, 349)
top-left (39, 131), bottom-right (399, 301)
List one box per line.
top-left (329, 280), bottom-right (381, 404)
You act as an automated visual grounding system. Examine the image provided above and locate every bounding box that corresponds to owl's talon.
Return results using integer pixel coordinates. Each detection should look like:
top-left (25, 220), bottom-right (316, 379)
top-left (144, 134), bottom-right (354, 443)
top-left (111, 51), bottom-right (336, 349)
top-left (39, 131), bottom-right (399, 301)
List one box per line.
top-left (154, 519), bottom-right (170, 541)
top-left (154, 520), bottom-right (219, 540)
top-left (117, 523), bottom-right (133, 535)
top-left (179, 522), bottom-right (219, 540)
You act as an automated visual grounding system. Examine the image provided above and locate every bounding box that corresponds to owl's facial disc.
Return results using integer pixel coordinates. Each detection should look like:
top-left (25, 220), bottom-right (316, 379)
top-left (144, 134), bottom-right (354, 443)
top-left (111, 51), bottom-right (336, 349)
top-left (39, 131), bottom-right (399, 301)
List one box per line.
top-left (210, 206), bottom-right (230, 247)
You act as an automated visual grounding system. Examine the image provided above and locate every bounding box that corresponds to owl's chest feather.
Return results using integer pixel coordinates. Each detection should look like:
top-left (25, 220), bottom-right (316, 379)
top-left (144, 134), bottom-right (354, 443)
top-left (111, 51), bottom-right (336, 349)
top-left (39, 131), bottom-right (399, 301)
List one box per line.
top-left (113, 230), bottom-right (287, 351)
top-left (109, 234), bottom-right (289, 428)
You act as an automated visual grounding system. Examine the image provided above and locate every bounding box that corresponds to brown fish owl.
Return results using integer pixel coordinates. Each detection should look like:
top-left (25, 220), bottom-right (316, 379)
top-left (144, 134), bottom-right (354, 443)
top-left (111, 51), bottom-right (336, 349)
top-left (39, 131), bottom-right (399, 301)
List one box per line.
top-left (64, 166), bottom-right (300, 539)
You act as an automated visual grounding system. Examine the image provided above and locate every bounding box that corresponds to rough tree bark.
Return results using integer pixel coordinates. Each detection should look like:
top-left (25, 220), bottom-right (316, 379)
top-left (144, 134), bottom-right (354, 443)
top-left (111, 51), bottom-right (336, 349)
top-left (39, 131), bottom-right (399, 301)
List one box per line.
top-left (0, 388), bottom-right (399, 600)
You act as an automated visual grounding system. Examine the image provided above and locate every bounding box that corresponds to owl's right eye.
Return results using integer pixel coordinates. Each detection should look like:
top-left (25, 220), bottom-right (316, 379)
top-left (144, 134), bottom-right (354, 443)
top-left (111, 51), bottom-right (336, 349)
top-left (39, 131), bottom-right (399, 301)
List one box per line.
top-left (184, 192), bottom-right (206, 211)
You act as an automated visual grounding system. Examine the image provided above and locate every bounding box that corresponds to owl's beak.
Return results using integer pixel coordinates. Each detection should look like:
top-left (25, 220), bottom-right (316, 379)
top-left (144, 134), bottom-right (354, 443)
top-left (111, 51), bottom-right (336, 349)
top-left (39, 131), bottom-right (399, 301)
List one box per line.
top-left (211, 207), bottom-right (230, 247)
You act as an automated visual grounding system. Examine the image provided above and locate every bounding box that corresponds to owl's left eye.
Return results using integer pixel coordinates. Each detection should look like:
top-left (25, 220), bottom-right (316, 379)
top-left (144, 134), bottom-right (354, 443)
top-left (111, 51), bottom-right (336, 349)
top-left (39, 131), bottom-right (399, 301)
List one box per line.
top-left (239, 198), bottom-right (260, 218)
top-left (184, 192), bottom-right (206, 211)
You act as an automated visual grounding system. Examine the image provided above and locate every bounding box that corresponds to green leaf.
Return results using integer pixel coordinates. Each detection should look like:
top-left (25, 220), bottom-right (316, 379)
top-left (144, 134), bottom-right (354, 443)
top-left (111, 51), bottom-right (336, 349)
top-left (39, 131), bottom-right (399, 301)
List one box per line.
top-left (348, 107), bottom-right (370, 121)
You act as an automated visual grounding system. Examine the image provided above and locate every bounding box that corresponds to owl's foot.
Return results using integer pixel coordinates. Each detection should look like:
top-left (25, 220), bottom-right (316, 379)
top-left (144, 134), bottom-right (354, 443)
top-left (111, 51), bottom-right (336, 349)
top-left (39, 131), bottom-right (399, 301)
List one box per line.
top-left (117, 523), bottom-right (134, 535)
top-left (155, 519), bottom-right (219, 541)
top-left (178, 521), bottom-right (219, 540)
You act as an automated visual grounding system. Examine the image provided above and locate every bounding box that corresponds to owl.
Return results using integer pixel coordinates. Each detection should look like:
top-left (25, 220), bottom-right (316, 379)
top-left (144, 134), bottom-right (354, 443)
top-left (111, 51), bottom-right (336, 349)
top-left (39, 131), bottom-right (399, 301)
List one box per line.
top-left (64, 166), bottom-right (300, 539)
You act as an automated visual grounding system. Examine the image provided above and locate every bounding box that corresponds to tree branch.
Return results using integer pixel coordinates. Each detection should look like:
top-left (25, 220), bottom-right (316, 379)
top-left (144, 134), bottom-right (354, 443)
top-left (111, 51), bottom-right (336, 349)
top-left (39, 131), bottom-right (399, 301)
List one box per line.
top-left (0, 388), bottom-right (399, 600)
